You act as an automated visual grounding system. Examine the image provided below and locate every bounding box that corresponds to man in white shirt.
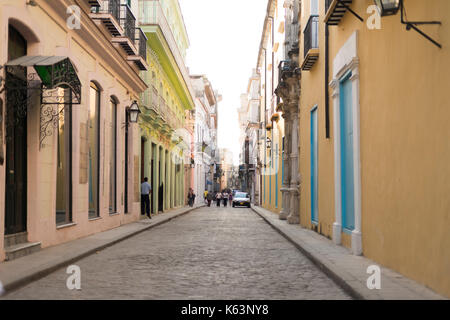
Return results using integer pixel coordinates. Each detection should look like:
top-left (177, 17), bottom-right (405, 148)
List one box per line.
top-left (141, 177), bottom-right (152, 218)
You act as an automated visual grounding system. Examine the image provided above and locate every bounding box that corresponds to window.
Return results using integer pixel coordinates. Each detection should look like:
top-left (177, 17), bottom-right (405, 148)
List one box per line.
top-left (109, 98), bottom-right (118, 214)
top-left (88, 82), bottom-right (100, 219)
top-left (56, 90), bottom-right (72, 225)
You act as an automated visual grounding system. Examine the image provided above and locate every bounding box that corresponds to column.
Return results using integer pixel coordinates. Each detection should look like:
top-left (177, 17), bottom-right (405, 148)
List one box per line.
top-left (287, 102), bottom-right (300, 225)
top-left (279, 108), bottom-right (291, 220)
top-left (171, 156), bottom-right (175, 208)
top-left (160, 148), bottom-right (166, 211)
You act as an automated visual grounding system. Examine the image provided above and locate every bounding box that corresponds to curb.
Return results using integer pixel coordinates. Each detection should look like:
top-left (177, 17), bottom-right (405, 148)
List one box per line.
top-left (2, 205), bottom-right (204, 296)
top-left (250, 206), bottom-right (364, 300)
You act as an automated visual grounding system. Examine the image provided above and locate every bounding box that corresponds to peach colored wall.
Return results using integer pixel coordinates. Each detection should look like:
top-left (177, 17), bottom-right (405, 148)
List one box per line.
top-left (0, 0), bottom-right (146, 260)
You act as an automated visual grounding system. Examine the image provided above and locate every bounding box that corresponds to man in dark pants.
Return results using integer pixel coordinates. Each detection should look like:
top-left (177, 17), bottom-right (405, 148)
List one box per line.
top-left (141, 177), bottom-right (152, 219)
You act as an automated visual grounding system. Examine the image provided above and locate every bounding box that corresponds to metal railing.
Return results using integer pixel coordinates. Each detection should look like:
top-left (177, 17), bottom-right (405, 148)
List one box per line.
top-left (304, 15), bottom-right (319, 58)
top-left (92, 0), bottom-right (121, 22)
top-left (120, 4), bottom-right (136, 41)
top-left (151, 85), bottom-right (158, 109)
top-left (135, 28), bottom-right (147, 60)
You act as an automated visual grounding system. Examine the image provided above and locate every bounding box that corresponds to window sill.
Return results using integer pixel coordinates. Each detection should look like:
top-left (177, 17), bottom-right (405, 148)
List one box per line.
top-left (109, 212), bottom-right (120, 216)
top-left (88, 216), bottom-right (102, 222)
top-left (56, 222), bottom-right (77, 230)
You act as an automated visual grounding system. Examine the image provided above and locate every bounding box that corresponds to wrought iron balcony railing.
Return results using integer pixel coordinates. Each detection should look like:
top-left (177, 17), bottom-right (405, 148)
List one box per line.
top-left (135, 28), bottom-right (147, 61)
top-left (90, 0), bottom-right (122, 36)
top-left (304, 15), bottom-right (319, 58)
top-left (120, 4), bottom-right (136, 41)
top-left (92, 0), bottom-right (120, 20)
top-left (301, 15), bottom-right (320, 71)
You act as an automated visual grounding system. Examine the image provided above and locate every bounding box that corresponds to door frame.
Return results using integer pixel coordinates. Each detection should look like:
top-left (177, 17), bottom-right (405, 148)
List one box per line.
top-left (310, 105), bottom-right (318, 224)
top-left (330, 31), bottom-right (362, 255)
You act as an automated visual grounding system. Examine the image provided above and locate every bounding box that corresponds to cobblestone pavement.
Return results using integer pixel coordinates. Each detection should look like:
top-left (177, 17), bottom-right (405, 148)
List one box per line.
top-left (4, 206), bottom-right (351, 300)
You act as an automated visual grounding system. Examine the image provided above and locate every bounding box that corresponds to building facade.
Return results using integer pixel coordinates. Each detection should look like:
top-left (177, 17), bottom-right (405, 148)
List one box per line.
top-left (297, 0), bottom-right (449, 297)
top-left (0, 0), bottom-right (147, 261)
top-left (247, 0), bottom-right (288, 213)
top-left (138, 0), bottom-right (195, 214)
top-left (238, 70), bottom-right (260, 203)
top-left (190, 75), bottom-right (219, 203)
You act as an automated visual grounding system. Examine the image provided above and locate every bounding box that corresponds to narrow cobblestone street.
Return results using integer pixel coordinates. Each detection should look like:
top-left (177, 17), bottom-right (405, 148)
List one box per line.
top-left (4, 207), bottom-right (351, 300)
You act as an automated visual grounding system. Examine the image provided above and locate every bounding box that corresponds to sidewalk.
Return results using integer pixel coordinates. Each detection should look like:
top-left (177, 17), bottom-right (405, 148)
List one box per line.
top-left (0, 204), bottom-right (204, 296)
top-left (252, 206), bottom-right (446, 300)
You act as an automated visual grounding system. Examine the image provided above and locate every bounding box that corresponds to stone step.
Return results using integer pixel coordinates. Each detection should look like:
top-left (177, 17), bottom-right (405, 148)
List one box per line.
top-left (4, 232), bottom-right (28, 247)
top-left (5, 242), bottom-right (42, 261)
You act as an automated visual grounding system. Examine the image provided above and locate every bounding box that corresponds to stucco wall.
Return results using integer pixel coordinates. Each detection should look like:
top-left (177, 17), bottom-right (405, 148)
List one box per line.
top-left (299, 0), bottom-right (450, 297)
top-left (0, 0), bottom-right (145, 260)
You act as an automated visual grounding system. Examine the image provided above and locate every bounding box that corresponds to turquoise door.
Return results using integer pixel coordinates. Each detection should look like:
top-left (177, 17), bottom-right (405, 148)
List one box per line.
top-left (340, 73), bottom-right (355, 231)
top-left (310, 107), bottom-right (318, 223)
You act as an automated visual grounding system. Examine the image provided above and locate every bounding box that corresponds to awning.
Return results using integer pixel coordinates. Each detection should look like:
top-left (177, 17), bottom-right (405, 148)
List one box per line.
top-left (5, 56), bottom-right (81, 104)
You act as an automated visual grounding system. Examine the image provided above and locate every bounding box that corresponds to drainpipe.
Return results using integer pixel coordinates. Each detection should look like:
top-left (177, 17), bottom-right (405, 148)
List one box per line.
top-left (325, 23), bottom-right (330, 139)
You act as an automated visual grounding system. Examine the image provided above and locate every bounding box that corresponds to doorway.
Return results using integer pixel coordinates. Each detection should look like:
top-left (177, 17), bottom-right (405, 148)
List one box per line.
top-left (339, 73), bottom-right (355, 232)
top-left (5, 25), bottom-right (28, 235)
top-left (310, 106), bottom-right (318, 224)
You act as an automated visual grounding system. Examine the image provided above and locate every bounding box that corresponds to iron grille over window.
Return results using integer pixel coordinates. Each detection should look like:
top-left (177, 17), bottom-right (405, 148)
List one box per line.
top-left (304, 15), bottom-right (319, 58)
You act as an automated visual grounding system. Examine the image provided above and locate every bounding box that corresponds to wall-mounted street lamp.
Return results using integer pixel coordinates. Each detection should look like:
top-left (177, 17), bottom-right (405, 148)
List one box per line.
top-left (374, 0), bottom-right (400, 16)
top-left (374, 0), bottom-right (441, 48)
top-left (266, 137), bottom-right (272, 149)
top-left (126, 100), bottom-right (141, 124)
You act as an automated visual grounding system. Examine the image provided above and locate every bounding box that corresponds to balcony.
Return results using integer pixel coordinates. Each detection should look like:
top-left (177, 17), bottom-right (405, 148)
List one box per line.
top-left (89, 0), bottom-right (123, 37)
top-left (301, 15), bottom-right (319, 71)
top-left (325, 0), bottom-right (353, 25)
top-left (87, 0), bottom-right (101, 7)
top-left (139, 0), bottom-right (195, 110)
top-left (111, 5), bottom-right (138, 56)
top-left (127, 28), bottom-right (148, 70)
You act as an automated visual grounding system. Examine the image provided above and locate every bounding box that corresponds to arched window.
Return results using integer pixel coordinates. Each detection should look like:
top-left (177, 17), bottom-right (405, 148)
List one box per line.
top-left (88, 82), bottom-right (100, 218)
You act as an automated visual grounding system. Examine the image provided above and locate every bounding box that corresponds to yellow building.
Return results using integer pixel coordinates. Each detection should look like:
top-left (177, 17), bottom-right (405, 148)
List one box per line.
top-left (256, 0), bottom-right (286, 214)
top-left (298, 0), bottom-right (449, 297)
top-left (138, 0), bottom-right (195, 214)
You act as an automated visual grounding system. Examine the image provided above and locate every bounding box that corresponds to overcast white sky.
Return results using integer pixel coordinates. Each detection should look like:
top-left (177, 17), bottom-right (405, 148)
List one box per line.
top-left (179, 0), bottom-right (267, 165)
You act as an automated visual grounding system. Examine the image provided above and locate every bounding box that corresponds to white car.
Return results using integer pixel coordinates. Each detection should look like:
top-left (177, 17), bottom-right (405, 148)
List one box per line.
top-left (232, 192), bottom-right (251, 208)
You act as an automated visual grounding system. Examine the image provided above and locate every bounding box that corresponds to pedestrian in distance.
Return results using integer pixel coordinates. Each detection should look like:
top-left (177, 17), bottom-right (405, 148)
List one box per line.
top-left (141, 177), bottom-right (152, 219)
top-left (229, 192), bottom-right (233, 203)
top-left (216, 192), bottom-right (222, 207)
top-left (222, 191), bottom-right (229, 207)
top-left (187, 188), bottom-right (195, 207)
top-left (204, 190), bottom-right (208, 205)
top-left (206, 192), bottom-right (213, 207)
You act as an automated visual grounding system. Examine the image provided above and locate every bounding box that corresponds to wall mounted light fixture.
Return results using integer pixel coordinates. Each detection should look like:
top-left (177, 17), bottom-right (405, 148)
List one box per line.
top-left (374, 0), bottom-right (442, 48)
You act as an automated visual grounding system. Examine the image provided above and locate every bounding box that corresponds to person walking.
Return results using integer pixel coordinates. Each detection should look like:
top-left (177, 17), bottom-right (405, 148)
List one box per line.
top-left (141, 177), bottom-right (152, 219)
top-left (206, 191), bottom-right (213, 207)
top-left (216, 192), bottom-right (222, 207)
top-left (222, 191), bottom-right (229, 207)
top-left (187, 188), bottom-right (195, 207)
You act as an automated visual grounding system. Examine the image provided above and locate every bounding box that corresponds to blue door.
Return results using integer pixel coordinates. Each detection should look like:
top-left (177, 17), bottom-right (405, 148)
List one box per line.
top-left (340, 73), bottom-right (355, 231)
top-left (310, 107), bottom-right (318, 223)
